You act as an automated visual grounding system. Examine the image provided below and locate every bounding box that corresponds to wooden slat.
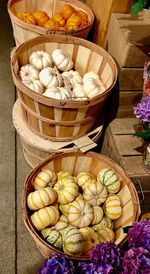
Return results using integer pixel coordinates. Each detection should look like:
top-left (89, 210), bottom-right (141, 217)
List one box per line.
top-left (105, 12), bottom-right (150, 67)
top-left (85, 0), bottom-right (132, 46)
top-left (119, 91), bottom-right (142, 108)
top-left (119, 68), bottom-right (144, 90)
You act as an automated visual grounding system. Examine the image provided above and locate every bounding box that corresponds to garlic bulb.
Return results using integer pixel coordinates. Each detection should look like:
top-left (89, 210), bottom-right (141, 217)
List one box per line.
top-left (39, 67), bottom-right (63, 88)
top-left (22, 79), bottom-right (44, 94)
top-left (29, 51), bottom-right (52, 70)
top-left (19, 64), bottom-right (39, 81)
top-left (52, 49), bottom-right (73, 71)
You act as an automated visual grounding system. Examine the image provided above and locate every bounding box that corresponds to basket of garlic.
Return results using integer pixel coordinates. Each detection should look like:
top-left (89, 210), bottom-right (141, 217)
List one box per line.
top-left (11, 35), bottom-right (117, 141)
top-left (22, 151), bottom-right (140, 260)
top-left (8, 0), bottom-right (94, 46)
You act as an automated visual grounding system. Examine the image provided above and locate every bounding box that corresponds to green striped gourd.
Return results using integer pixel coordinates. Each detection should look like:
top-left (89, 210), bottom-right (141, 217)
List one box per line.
top-left (79, 227), bottom-right (99, 255)
top-left (97, 227), bottom-right (115, 243)
top-left (33, 169), bottom-right (57, 190)
top-left (27, 187), bottom-right (57, 210)
top-left (68, 199), bottom-right (93, 228)
top-left (63, 226), bottom-right (84, 256)
top-left (59, 193), bottom-right (83, 215)
top-left (92, 216), bottom-right (114, 231)
top-left (54, 215), bottom-right (69, 234)
top-left (41, 228), bottom-right (63, 249)
top-left (54, 177), bottom-right (79, 204)
top-left (91, 206), bottom-right (104, 225)
top-left (105, 195), bottom-right (122, 220)
top-left (97, 168), bottom-right (121, 194)
top-left (57, 171), bottom-right (72, 180)
top-left (83, 180), bottom-right (107, 206)
top-left (76, 172), bottom-right (96, 190)
top-left (30, 206), bottom-right (59, 231)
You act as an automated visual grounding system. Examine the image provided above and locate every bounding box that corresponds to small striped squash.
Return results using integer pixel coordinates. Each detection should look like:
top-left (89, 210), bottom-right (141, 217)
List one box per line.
top-left (83, 181), bottom-right (107, 206)
top-left (63, 226), bottom-right (84, 256)
top-left (54, 215), bottom-right (69, 234)
top-left (76, 172), bottom-right (96, 190)
top-left (41, 228), bottom-right (63, 249)
top-left (54, 177), bottom-right (79, 204)
top-left (59, 193), bottom-right (83, 215)
top-left (91, 206), bottom-right (104, 225)
top-left (79, 227), bottom-right (99, 255)
top-left (97, 168), bottom-right (121, 194)
top-left (30, 206), bottom-right (59, 231)
top-left (105, 195), bottom-right (122, 220)
top-left (27, 187), bottom-right (57, 210)
top-left (33, 169), bottom-right (57, 189)
top-left (68, 199), bottom-right (93, 228)
top-left (92, 216), bottom-right (114, 231)
top-left (97, 227), bottom-right (115, 243)
top-left (57, 171), bottom-right (72, 180)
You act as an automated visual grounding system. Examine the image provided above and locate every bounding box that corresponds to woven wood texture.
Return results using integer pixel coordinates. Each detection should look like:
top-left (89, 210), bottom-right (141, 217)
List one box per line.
top-left (22, 151), bottom-right (140, 260)
top-left (8, 0), bottom-right (94, 46)
top-left (11, 35), bottom-right (117, 141)
top-left (13, 99), bottom-right (103, 167)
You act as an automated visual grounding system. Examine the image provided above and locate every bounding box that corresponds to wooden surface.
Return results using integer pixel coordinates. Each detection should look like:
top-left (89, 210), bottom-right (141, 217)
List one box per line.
top-left (105, 12), bottom-right (150, 67)
top-left (85, 0), bottom-right (132, 46)
top-left (101, 118), bottom-right (150, 212)
top-left (0, 2), bottom-right (43, 273)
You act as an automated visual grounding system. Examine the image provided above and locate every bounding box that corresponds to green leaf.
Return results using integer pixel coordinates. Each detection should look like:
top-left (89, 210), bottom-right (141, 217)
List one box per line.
top-left (133, 130), bottom-right (150, 140)
top-left (147, 65), bottom-right (150, 74)
top-left (123, 226), bottom-right (133, 234)
top-left (130, 0), bottom-right (148, 15)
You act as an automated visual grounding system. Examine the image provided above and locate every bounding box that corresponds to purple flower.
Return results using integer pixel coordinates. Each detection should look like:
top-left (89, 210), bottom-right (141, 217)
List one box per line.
top-left (128, 220), bottom-right (150, 251)
top-left (123, 247), bottom-right (150, 274)
top-left (78, 262), bottom-right (113, 274)
top-left (133, 96), bottom-right (150, 122)
top-left (38, 254), bottom-right (74, 274)
top-left (90, 242), bottom-right (123, 273)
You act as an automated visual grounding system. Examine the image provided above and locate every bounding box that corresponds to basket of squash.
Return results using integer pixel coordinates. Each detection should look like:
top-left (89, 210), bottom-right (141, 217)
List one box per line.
top-left (11, 35), bottom-right (117, 141)
top-left (8, 0), bottom-right (94, 46)
top-left (22, 151), bottom-right (141, 260)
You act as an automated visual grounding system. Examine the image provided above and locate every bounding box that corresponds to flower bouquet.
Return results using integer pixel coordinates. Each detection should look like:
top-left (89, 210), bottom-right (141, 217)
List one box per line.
top-left (38, 219), bottom-right (150, 274)
top-left (133, 96), bottom-right (150, 171)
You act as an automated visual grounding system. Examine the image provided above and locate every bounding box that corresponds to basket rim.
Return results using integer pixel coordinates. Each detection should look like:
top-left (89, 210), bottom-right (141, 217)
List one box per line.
top-left (11, 35), bottom-right (118, 108)
top-left (7, 0), bottom-right (95, 34)
top-left (22, 151), bottom-right (141, 260)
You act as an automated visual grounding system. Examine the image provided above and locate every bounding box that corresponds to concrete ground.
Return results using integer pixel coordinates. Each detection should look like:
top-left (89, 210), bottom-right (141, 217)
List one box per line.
top-left (0, 1), bottom-right (149, 273)
top-left (0, 1), bottom-right (43, 273)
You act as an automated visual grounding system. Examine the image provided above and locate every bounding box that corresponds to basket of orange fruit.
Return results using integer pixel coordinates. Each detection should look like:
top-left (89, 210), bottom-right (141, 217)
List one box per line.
top-left (8, 0), bottom-right (94, 46)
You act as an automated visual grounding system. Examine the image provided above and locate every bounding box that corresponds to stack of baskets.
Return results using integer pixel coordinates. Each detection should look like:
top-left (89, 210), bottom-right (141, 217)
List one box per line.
top-left (9, 0), bottom-right (118, 167)
top-left (8, 0), bottom-right (141, 262)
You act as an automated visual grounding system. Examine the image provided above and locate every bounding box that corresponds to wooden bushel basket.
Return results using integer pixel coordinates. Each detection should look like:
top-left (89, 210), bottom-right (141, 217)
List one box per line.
top-left (7, 0), bottom-right (94, 46)
top-left (11, 35), bottom-right (117, 141)
top-left (22, 151), bottom-right (140, 260)
top-left (13, 99), bottom-right (103, 168)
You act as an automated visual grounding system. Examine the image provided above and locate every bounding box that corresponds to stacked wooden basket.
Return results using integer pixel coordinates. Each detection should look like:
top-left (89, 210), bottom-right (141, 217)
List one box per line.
top-left (9, 0), bottom-right (140, 262)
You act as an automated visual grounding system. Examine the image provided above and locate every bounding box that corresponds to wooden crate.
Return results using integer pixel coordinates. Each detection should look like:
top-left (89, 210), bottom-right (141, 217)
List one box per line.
top-left (117, 90), bottom-right (142, 118)
top-left (105, 12), bottom-right (150, 67)
top-left (85, 0), bottom-right (132, 46)
top-left (101, 118), bottom-right (150, 212)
